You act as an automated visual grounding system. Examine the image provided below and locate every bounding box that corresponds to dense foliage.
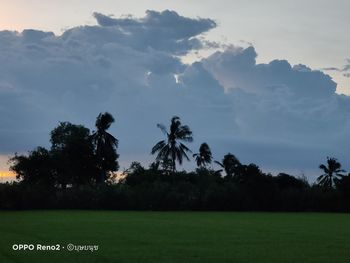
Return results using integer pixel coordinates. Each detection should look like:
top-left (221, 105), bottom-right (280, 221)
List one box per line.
top-left (1, 115), bottom-right (350, 211)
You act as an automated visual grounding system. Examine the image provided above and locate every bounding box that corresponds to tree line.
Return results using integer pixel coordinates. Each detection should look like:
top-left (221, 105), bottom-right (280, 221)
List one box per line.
top-left (1, 113), bottom-right (350, 211)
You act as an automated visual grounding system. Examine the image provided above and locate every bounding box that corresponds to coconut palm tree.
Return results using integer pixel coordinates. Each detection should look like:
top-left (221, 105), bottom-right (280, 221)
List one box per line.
top-left (91, 112), bottom-right (119, 183)
top-left (318, 157), bottom-right (345, 189)
top-left (193, 143), bottom-right (212, 168)
top-left (151, 116), bottom-right (193, 172)
top-left (214, 153), bottom-right (241, 178)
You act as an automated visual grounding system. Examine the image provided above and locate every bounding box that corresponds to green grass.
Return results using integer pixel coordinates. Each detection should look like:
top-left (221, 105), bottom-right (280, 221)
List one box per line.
top-left (0, 211), bottom-right (350, 263)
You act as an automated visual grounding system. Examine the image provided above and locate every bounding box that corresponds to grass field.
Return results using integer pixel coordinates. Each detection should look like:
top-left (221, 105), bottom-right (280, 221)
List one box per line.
top-left (0, 211), bottom-right (350, 263)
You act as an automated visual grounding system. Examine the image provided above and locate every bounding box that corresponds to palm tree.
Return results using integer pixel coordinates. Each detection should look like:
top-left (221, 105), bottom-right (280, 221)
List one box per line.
top-left (151, 116), bottom-right (193, 172)
top-left (91, 112), bottom-right (119, 183)
top-left (214, 153), bottom-right (241, 178)
top-left (193, 143), bottom-right (212, 168)
top-left (318, 157), bottom-right (345, 189)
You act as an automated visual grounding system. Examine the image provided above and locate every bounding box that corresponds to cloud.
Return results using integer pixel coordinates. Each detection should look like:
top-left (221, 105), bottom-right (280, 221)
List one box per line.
top-left (202, 47), bottom-right (346, 136)
top-left (198, 47), bottom-right (350, 176)
top-left (321, 67), bottom-right (340, 71)
top-left (343, 59), bottom-right (350, 78)
top-left (92, 10), bottom-right (217, 55)
top-left (323, 59), bottom-right (350, 78)
top-left (203, 46), bottom-right (337, 98)
top-left (0, 10), bottom-right (349, 180)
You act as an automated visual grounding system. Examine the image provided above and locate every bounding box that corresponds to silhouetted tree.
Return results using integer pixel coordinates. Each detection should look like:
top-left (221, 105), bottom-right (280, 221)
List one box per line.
top-left (275, 173), bottom-right (308, 190)
top-left (6, 112), bottom-right (350, 212)
top-left (9, 147), bottom-right (55, 187)
top-left (336, 173), bottom-right (350, 197)
top-left (238, 163), bottom-right (266, 185)
top-left (50, 122), bottom-right (97, 188)
top-left (151, 116), bottom-right (193, 172)
top-left (215, 153), bottom-right (241, 178)
top-left (91, 112), bottom-right (119, 183)
top-left (318, 157), bottom-right (345, 189)
top-left (126, 162), bottom-right (145, 174)
top-left (193, 143), bottom-right (212, 168)
top-left (149, 161), bottom-right (161, 171)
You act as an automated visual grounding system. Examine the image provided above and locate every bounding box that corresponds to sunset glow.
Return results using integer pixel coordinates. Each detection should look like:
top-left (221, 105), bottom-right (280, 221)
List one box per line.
top-left (0, 170), bottom-right (15, 182)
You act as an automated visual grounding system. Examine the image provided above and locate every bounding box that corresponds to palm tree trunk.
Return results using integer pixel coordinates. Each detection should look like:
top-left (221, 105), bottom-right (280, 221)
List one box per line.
top-left (172, 159), bottom-right (176, 173)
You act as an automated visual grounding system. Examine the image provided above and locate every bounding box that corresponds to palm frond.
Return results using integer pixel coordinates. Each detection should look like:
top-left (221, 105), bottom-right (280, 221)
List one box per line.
top-left (317, 174), bottom-right (326, 182)
top-left (179, 143), bottom-right (191, 153)
top-left (157, 124), bottom-right (168, 135)
top-left (319, 164), bottom-right (329, 174)
top-left (176, 147), bottom-right (183, 164)
top-left (151, 140), bottom-right (166, 154)
top-left (96, 112), bottom-right (115, 131)
top-left (214, 160), bottom-right (224, 168)
top-left (179, 145), bottom-right (190, 161)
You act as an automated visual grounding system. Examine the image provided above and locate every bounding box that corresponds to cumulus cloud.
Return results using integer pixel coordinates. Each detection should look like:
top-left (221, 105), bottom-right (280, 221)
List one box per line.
top-left (0, 10), bottom-right (349, 179)
top-left (201, 46), bottom-right (348, 137)
top-left (197, 47), bottom-right (350, 175)
top-left (203, 46), bottom-right (337, 98)
top-left (92, 10), bottom-right (217, 55)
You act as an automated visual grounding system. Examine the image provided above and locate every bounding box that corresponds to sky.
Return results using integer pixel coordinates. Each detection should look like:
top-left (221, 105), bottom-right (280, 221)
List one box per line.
top-left (0, 0), bottom-right (350, 182)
